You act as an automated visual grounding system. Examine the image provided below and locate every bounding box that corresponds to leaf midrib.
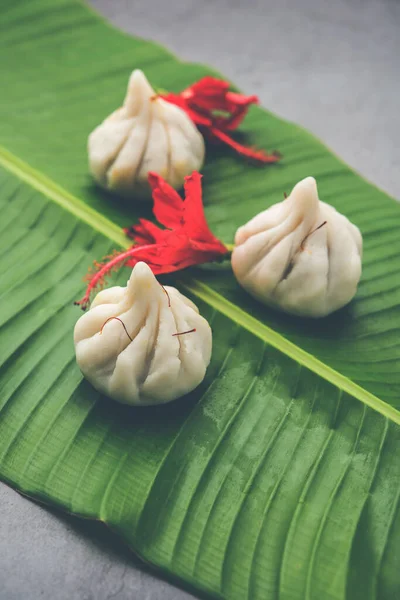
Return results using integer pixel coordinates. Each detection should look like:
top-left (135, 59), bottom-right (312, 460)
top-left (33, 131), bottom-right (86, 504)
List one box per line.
top-left (1, 145), bottom-right (399, 426)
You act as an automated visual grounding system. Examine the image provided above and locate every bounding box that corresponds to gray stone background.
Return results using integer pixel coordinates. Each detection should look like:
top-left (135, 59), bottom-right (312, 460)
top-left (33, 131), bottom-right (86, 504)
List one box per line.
top-left (1, 0), bottom-right (399, 598)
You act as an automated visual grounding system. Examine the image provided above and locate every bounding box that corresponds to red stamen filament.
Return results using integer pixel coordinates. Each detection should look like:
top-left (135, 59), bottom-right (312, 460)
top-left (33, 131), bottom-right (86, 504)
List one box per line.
top-left (300, 221), bottom-right (327, 251)
top-left (208, 127), bottom-right (281, 163)
top-left (172, 328), bottom-right (196, 337)
top-left (74, 244), bottom-right (156, 310)
top-left (100, 317), bottom-right (133, 342)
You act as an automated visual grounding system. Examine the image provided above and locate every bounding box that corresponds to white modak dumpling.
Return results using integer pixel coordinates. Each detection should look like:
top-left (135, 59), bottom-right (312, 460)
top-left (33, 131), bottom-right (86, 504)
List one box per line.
top-left (74, 262), bottom-right (212, 405)
top-left (88, 69), bottom-right (205, 198)
top-left (231, 177), bottom-right (362, 318)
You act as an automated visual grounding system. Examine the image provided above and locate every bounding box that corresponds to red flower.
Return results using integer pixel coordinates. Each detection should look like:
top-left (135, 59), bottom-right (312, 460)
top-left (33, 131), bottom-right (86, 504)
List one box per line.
top-left (75, 172), bottom-right (228, 310)
top-left (161, 76), bottom-right (281, 164)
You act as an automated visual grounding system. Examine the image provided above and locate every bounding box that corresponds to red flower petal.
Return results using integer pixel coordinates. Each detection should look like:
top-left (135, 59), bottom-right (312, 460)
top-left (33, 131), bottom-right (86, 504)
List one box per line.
top-left (182, 77), bottom-right (230, 111)
top-left (219, 92), bottom-right (259, 130)
top-left (76, 171), bottom-right (229, 309)
top-left (182, 172), bottom-right (227, 255)
top-left (148, 172), bottom-right (184, 229)
top-left (124, 219), bottom-right (164, 244)
top-left (162, 93), bottom-right (212, 127)
top-left (161, 77), bottom-right (280, 164)
top-left (181, 172), bottom-right (210, 240)
top-left (209, 127), bottom-right (281, 164)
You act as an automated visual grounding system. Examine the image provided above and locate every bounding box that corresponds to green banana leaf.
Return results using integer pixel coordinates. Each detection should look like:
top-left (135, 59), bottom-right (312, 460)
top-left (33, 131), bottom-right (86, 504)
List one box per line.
top-left (0, 1), bottom-right (399, 599)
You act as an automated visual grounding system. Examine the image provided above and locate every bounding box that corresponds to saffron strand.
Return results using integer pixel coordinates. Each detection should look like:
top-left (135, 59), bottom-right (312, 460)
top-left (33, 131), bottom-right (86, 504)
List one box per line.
top-left (100, 317), bottom-right (133, 342)
top-left (172, 328), bottom-right (196, 337)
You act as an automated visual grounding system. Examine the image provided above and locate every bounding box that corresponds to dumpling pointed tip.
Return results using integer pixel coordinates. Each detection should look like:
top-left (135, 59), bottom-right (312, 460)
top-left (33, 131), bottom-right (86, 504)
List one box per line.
top-left (127, 69), bottom-right (154, 94)
top-left (124, 69), bottom-right (156, 115)
top-left (130, 261), bottom-right (154, 281)
top-left (129, 69), bottom-right (147, 85)
top-left (293, 176), bottom-right (318, 196)
top-left (129, 261), bottom-right (161, 292)
top-left (289, 176), bottom-right (319, 210)
top-left (287, 176), bottom-right (320, 220)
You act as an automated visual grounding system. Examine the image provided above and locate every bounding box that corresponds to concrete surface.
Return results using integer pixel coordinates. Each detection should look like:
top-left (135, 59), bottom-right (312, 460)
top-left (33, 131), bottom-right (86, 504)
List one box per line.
top-left (1, 0), bottom-right (399, 599)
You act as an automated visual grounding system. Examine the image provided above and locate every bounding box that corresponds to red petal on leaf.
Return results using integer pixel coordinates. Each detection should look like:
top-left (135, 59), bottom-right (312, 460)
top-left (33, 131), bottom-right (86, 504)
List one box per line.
top-left (162, 93), bottom-right (212, 127)
top-left (161, 77), bottom-right (280, 164)
top-left (148, 172), bottom-right (184, 229)
top-left (189, 76), bottom-right (230, 95)
top-left (123, 225), bottom-right (136, 240)
top-left (124, 219), bottom-right (164, 244)
top-left (181, 172), bottom-right (210, 240)
top-left (122, 234), bottom-right (223, 275)
top-left (209, 127), bottom-right (281, 163)
top-left (220, 92), bottom-right (258, 130)
top-left (182, 77), bottom-right (230, 111)
top-left (181, 77), bottom-right (258, 128)
top-left (76, 171), bottom-right (229, 310)
top-left (125, 243), bottom-right (186, 274)
top-left (190, 237), bottom-right (228, 256)
top-left (226, 90), bottom-right (259, 107)
top-left (182, 173), bottom-right (226, 254)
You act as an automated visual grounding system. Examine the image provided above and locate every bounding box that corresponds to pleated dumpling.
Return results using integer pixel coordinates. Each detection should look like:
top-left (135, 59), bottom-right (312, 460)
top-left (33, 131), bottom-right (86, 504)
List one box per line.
top-left (88, 70), bottom-right (205, 198)
top-left (74, 262), bottom-right (212, 405)
top-left (232, 177), bottom-right (362, 318)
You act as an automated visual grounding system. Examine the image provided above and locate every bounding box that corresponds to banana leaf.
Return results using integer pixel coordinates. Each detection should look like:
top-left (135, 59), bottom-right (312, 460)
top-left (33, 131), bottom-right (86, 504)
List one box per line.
top-left (0, 1), bottom-right (399, 599)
